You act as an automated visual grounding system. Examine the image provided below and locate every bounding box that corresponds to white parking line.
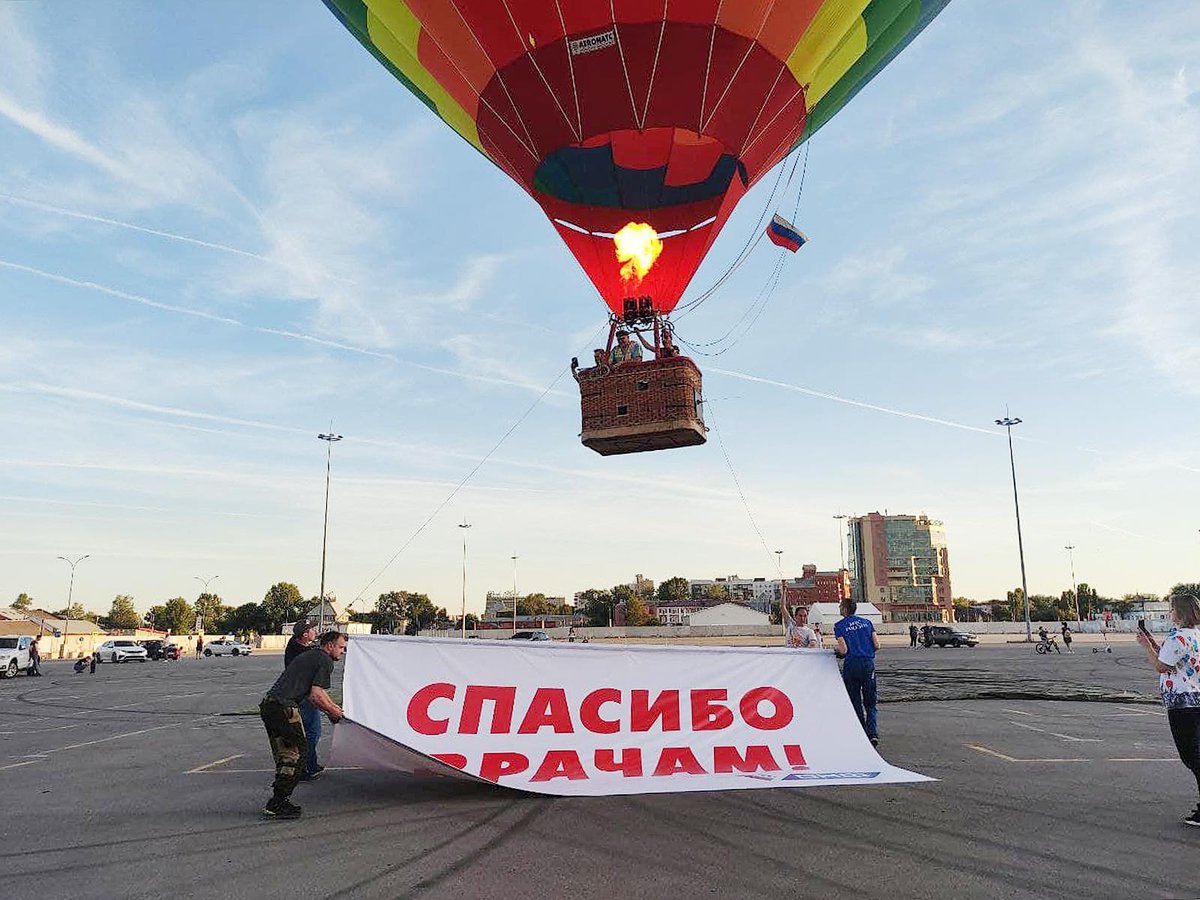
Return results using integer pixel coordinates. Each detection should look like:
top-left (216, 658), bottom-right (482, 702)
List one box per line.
top-left (1007, 720), bottom-right (1104, 743)
top-left (184, 753), bottom-right (245, 774)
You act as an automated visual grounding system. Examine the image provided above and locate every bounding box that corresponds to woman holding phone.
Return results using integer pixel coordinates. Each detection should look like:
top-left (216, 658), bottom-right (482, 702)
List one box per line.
top-left (1136, 593), bottom-right (1200, 827)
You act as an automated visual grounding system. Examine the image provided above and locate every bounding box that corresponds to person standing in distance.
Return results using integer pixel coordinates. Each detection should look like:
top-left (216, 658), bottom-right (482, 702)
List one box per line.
top-left (1136, 594), bottom-right (1200, 827)
top-left (284, 621), bottom-right (324, 781)
top-left (259, 631), bottom-right (346, 819)
top-left (834, 599), bottom-right (880, 746)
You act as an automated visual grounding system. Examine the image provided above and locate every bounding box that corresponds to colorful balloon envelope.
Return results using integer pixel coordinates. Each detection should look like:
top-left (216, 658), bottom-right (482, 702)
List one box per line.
top-left (323, 0), bottom-right (949, 316)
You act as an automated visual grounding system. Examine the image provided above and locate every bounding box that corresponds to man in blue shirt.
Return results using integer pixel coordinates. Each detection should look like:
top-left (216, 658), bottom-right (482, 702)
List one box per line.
top-left (834, 599), bottom-right (880, 746)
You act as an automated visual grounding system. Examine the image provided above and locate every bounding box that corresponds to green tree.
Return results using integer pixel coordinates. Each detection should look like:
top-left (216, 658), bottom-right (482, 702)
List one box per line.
top-left (1076, 583), bottom-right (1100, 619)
top-left (1006, 587), bottom-right (1025, 621)
top-left (194, 593), bottom-right (227, 633)
top-left (222, 602), bottom-right (268, 635)
top-left (261, 582), bottom-right (305, 632)
top-left (376, 590), bottom-right (439, 634)
top-left (106, 595), bottom-right (141, 630)
top-left (146, 598), bottom-right (193, 634)
top-left (13, 592), bottom-right (32, 610)
top-left (624, 591), bottom-right (653, 626)
top-left (702, 583), bottom-right (729, 601)
top-left (575, 588), bottom-right (615, 627)
top-left (54, 603), bottom-right (93, 622)
top-left (656, 576), bottom-right (690, 604)
top-left (1167, 583), bottom-right (1200, 601)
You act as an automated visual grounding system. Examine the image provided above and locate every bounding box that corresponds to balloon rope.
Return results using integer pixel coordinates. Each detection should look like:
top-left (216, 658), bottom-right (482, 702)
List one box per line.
top-left (351, 321), bottom-right (609, 605)
top-left (706, 401), bottom-right (780, 574)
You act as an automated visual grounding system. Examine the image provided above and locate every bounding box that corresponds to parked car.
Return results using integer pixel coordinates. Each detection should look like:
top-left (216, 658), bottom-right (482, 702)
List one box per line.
top-left (203, 638), bottom-right (253, 657)
top-left (509, 630), bottom-right (551, 641)
top-left (139, 640), bottom-right (182, 661)
top-left (926, 625), bottom-right (979, 648)
top-left (97, 639), bottom-right (150, 663)
top-left (0, 636), bottom-right (34, 678)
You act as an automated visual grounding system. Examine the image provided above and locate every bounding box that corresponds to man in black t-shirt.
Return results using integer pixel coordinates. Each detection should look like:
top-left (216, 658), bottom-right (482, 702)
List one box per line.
top-left (284, 621), bottom-right (324, 780)
top-left (259, 631), bottom-right (347, 819)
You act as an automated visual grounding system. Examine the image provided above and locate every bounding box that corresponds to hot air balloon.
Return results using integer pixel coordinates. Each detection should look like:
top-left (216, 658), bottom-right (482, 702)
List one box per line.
top-left (323, 0), bottom-right (950, 454)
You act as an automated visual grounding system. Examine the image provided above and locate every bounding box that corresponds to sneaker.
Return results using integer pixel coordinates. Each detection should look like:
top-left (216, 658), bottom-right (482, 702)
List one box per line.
top-left (1185, 807), bottom-right (1200, 827)
top-left (261, 797), bottom-right (302, 819)
top-left (300, 769), bottom-right (322, 782)
top-left (869, 737), bottom-right (880, 747)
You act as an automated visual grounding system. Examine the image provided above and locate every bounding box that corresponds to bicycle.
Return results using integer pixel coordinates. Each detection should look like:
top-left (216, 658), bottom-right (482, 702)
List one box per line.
top-left (1035, 637), bottom-right (1061, 654)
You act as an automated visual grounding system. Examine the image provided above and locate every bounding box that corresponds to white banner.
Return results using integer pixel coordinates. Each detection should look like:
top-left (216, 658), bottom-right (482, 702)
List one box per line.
top-left (330, 636), bottom-right (929, 797)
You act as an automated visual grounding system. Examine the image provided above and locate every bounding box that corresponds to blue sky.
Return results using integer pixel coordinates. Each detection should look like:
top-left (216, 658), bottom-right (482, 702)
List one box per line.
top-left (2, 2), bottom-right (1197, 618)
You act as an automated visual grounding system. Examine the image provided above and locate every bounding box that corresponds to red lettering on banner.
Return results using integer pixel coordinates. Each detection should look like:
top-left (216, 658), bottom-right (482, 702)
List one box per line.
top-left (690, 689), bottom-right (734, 731)
top-left (595, 748), bottom-right (643, 777)
top-left (630, 689), bottom-right (680, 732)
top-left (479, 751), bottom-right (529, 781)
top-left (652, 747), bottom-right (707, 777)
top-left (579, 688), bottom-right (621, 734)
top-left (407, 682), bottom-right (455, 735)
top-left (739, 687), bottom-right (794, 731)
top-left (517, 688), bottom-right (575, 734)
top-left (459, 685), bottom-right (516, 734)
top-left (784, 744), bottom-right (808, 769)
top-left (430, 753), bottom-right (468, 769)
top-left (712, 745), bottom-right (781, 774)
top-left (530, 749), bottom-right (589, 782)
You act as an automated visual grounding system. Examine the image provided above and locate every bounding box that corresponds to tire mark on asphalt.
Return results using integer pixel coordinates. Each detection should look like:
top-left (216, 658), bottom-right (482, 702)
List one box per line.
top-left (323, 802), bottom-right (521, 900)
top-left (398, 802), bottom-right (550, 899)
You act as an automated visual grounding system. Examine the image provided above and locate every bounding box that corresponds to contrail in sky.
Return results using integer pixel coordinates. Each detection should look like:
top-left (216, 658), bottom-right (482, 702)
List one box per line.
top-left (709, 367), bottom-right (1003, 437)
top-left (0, 258), bottom-right (571, 397)
top-left (0, 193), bottom-right (275, 263)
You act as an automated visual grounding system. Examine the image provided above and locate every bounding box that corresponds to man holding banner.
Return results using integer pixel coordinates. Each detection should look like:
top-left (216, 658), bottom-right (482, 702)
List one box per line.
top-left (834, 599), bottom-right (880, 747)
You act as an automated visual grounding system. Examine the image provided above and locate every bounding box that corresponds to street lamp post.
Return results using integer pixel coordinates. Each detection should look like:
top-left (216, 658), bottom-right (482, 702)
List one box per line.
top-left (193, 575), bottom-right (219, 635)
top-left (458, 520), bottom-right (471, 638)
top-left (1064, 545), bottom-right (1080, 621)
top-left (996, 415), bottom-right (1031, 641)
top-left (57, 554), bottom-right (90, 659)
top-left (775, 550), bottom-right (784, 622)
top-left (833, 514), bottom-right (849, 570)
top-left (317, 432), bottom-right (344, 633)
top-left (511, 555), bottom-right (519, 631)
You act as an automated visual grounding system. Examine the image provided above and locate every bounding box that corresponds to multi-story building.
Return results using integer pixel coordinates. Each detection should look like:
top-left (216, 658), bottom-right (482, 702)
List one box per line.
top-left (780, 565), bottom-right (851, 609)
top-left (847, 513), bottom-right (953, 623)
top-left (688, 576), bottom-right (779, 614)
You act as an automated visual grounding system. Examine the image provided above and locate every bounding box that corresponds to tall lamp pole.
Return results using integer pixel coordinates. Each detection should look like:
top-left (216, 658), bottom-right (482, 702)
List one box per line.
top-left (511, 555), bottom-right (519, 631)
top-left (193, 575), bottom-right (219, 634)
top-left (833, 514), bottom-right (849, 570)
top-left (57, 554), bottom-right (90, 659)
top-left (996, 415), bottom-right (1031, 641)
top-left (458, 520), bottom-right (471, 638)
top-left (1064, 545), bottom-right (1080, 621)
top-left (317, 432), bottom-right (343, 633)
top-left (775, 550), bottom-right (784, 622)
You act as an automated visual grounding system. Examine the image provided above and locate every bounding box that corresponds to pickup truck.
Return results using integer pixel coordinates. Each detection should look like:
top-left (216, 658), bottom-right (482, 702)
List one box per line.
top-left (0, 636), bottom-right (34, 678)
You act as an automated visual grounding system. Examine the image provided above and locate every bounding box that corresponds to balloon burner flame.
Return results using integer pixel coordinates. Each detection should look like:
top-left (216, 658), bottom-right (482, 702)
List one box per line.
top-left (614, 222), bottom-right (663, 285)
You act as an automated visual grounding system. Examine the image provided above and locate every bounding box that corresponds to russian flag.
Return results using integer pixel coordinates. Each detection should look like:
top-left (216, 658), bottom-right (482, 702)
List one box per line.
top-left (766, 214), bottom-right (807, 252)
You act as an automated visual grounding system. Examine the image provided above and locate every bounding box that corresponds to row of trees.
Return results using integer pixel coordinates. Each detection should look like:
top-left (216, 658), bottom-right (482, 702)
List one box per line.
top-left (968, 581), bottom-right (1200, 622)
top-left (573, 576), bottom-right (696, 627)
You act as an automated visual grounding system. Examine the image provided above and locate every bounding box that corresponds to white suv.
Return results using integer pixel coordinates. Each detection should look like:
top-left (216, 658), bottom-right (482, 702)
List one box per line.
top-left (0, 636), bottom-right (34, 678)
top-left (97, 639), bottom-right (149, 663)
top-left (203, 638), bottom-right (253, 657)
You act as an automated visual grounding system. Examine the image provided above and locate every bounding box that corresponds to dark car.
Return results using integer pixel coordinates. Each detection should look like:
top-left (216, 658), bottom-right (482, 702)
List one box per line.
top-left (139, 640), bottom-right (181, 661)
top-left (509, 630), bottom-right (551, 641)
top-left (927, 625), bottom-right (979, 648)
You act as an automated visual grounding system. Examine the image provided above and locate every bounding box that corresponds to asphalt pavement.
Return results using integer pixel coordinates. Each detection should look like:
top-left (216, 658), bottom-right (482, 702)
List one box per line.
top-left (0, 643), bottom-right (1194, 900)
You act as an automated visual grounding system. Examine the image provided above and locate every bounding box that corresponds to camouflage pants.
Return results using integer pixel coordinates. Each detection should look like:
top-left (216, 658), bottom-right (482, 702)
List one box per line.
top-left (259, 698), bottom-right (309, 800)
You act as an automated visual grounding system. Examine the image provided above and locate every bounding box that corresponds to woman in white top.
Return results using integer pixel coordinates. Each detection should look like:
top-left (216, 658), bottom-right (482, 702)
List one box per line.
top-left (783, 604), bottom-right (820, 649)
top-left (1136, 593), bottom-right (1200, 827)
